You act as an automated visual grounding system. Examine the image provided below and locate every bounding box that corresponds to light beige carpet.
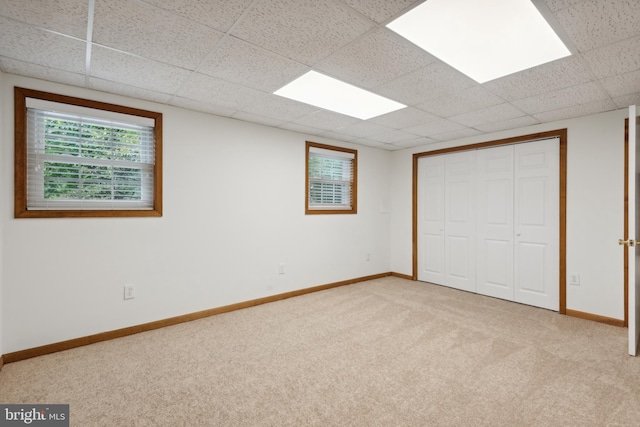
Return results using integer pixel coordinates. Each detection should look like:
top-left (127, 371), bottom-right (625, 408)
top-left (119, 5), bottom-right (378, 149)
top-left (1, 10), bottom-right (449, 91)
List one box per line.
top-left (1, 277), bottom-right (639, 426)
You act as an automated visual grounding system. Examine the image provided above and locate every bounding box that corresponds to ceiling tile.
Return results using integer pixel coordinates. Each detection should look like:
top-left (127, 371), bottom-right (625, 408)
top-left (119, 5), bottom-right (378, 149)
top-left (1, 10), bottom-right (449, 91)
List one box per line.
top-left (319, 130), bottom-right (359, 142)
top-left (544, 0), bottom-right (588, 13)
top-left (197, 36), bottom-right (308, 92)
top-left (231, 111), bottom-right (287, 128)
top-left (91, 46), bottom-right (193, 94)
top-left (88, 78), bottom-right (172, 104)
top-left (93, 0), bottom-right (223, 70)
top-left (335, 121), bottom-right (395, 138)
top-left (392, 137), bottom-right (438, 148)
top-left (0, 57), bottom-right (86, 87)
top-left (277, 122), bottom-right (325, 136)
top-left (475, 115), bottom-right (540, 133)
top-left (0, 16), bottom-right (85, 74)
top-left (350, 138), bottom-right (391, 150)
top-left (417, 85), bottom-right (504, 117)
top-left (512, 82), bottom-right (609, 115)
top-left (169, 97), bottom-right (238, 117)
top-left (230, 0), bottom-right (374, 65)
top-left (316, 28), bottom-right (434, 88)
top-left (340, 0), bottom-right (416, 23)
top-left (554, 0), bottom-right (640, 51)
top-left (240, 91), bottom-right (321, 122)
top-left (369, 107), bottom-right (439, 129)
top-left (483, 56), bottom-right (593, 101)
top-left (404, 118), bottom-right (466, 138)
top-left (450, 103), bottom-right (525, 128)
top-left (0, 0), bottom-right (88, 39)
top-left (430, 128), bottom-right (482, 142)
top-left (533, 98), bottom-right (617, 122)
top-left (176, 72), bottom-right (262, 110)
top-left (367, 128), bottom-right (421, 144)
top-left (140, 0), bottom-right (253, 32)
top-left (601, 70), bottom-right (640, 98)
top-left (381, 144), bottom-right (403, 151)
top-left (612, 93), bottom-right (640, 109)
top-left (582, 35), bottom-right (640, 79)
top-left (291, 110), bottom-right (360, 131)
top-left (375, 62), bottom-right (476, 106)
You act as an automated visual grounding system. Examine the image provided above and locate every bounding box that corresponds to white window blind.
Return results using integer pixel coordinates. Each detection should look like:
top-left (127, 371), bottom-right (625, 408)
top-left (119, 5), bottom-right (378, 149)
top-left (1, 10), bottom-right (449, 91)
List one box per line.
top-left (26, 108), bottom-right (155, 210)
top-left (308, 146), bottom-right (355, 210)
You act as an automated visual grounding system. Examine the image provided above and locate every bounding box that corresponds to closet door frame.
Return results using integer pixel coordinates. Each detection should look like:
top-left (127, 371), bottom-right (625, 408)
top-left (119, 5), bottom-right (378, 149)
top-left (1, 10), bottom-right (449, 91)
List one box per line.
top-left (412, 129), bottom-right (567, 314)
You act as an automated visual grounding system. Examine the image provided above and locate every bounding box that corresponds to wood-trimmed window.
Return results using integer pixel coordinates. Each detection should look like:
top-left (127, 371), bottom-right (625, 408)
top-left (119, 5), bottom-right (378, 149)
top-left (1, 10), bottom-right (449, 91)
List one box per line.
top-left (14, 87), bottom-right (162, 218)
top-left (305, 141), bottom-right (357, 215)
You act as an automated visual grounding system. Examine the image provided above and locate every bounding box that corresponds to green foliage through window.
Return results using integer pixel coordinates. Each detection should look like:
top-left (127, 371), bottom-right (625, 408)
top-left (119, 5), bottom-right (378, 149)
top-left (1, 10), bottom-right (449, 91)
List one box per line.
top-left (41, 116), bottom-right (147, 201)
top-left (44, 162), bottom-right (142, 200)
top-left (27, 108), bottom-right (155, 208)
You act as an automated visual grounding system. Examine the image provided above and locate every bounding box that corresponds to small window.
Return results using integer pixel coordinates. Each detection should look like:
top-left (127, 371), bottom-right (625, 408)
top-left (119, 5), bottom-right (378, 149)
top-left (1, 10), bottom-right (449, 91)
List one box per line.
top-left (306, 141), bottom-right (357, 214)
top-left (14, 87), bottom-right (162, 218)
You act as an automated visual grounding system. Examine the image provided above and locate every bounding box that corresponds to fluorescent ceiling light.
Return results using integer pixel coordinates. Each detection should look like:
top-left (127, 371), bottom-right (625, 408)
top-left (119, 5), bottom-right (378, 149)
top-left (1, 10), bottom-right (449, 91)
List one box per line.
top-left (387, 0), bottom-right (571, 83)
top-left (274, 71), bottom-right (406, 120)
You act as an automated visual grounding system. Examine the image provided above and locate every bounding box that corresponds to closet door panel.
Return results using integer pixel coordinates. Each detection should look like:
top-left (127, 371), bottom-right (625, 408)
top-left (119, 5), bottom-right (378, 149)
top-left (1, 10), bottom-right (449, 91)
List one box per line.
top-left (444, 151), bottom-right (476, 292)
top-left (514, 139), bottom-right (560, 311)
top-left (418, 155), bottom-right (445, 284)
top-left (476, 146), bottom-right (514, 300)
top-left (517, 242), bottom-right (547, 294)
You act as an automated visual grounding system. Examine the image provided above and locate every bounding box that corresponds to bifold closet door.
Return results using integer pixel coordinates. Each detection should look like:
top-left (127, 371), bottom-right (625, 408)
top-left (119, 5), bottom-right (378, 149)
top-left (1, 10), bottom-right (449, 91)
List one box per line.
top-left (513, 139), bottom-right (560, 311)
top-left (419, 138), bottom-right (560, 311)
top-left (418, 151), bottom-right (476, 291)
top-left (476, 146), bottom-right (515, 301)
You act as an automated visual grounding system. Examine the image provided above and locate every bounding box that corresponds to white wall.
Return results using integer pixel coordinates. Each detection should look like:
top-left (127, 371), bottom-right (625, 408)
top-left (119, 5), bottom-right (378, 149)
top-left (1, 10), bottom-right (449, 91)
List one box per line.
top-left (390, 109), bottom-right (628, 320)
top-left (1, 74), bottom-right (391, 353)
top-left (1, 72), bottom-right (629, 355)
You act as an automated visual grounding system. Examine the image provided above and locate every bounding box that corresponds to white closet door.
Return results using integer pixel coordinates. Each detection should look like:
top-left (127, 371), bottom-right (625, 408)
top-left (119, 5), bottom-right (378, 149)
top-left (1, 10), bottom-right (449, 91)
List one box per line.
top-left (444, 151), bottom-right (477, 292)
top-left (514, 139), bottom-right (560, 310)
top-left (476, 146), bottom-right (514, 301)
top-left (418, 155), bottom-right (445, 284)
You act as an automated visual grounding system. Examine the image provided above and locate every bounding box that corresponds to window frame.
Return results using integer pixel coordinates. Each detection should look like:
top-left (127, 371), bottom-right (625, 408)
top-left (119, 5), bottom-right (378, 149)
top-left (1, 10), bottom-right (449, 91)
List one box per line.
top-left (305, 141), bottom-right (357, 215)
top-left (14, 87), bottom-right (163, 218)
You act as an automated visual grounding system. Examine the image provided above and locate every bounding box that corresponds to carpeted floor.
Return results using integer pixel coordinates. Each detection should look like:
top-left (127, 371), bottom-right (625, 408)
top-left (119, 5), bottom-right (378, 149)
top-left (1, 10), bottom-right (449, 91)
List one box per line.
top-left (1, 276), bottom-right (639, 426)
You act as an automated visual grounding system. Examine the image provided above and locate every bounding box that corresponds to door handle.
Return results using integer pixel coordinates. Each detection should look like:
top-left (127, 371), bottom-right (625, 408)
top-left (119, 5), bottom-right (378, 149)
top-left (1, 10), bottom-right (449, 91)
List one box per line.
top-left (618, 239), bottom-right (636, 247)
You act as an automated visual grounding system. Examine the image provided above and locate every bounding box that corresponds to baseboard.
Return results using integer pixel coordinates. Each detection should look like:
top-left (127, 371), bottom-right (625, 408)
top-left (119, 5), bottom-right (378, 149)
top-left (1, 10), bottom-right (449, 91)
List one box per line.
top-left (390, 272), bottom-right (414, 280)
top-left (7, 274), bottom-right (613, 365)
top-left (0, 355), bottom-right (4, 371)
top-left (566, 309), bottom-right (625, 327)
top-left (2, 272), bottom-right (392, 364)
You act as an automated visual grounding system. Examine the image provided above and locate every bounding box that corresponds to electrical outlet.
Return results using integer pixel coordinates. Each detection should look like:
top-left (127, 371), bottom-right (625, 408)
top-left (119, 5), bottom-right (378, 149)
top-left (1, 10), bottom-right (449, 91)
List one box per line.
top-left (124, 285), bottom-right (136, 300)
top-left (278, 263), bottom-right (285, 275)
top-left (569, 274), bottom-right (580, 286)
top-left (366, 253), bottom-right (371, 262)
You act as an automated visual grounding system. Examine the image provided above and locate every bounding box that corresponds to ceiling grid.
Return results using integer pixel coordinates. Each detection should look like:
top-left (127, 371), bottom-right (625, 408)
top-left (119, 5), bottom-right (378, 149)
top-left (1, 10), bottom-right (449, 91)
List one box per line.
top-left (0, 0), bottom-right (638, 150)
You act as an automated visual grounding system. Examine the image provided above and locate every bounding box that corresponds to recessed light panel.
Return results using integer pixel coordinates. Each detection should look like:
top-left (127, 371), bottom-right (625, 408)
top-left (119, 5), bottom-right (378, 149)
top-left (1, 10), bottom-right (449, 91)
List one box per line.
top-left (274, 71), bottom-right (406, 120)
top-left (387, 0), bottom-right (571, 83)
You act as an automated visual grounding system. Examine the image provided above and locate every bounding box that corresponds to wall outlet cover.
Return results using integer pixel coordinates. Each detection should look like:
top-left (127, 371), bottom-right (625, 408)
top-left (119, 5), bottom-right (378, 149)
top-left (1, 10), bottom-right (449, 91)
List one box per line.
top-left (124, 285), bottom-right (136, 299)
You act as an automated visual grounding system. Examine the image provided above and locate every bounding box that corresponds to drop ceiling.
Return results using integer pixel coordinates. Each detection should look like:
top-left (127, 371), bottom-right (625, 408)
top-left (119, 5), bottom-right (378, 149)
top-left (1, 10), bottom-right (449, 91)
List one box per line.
top-left (1, 0), bottom-right (639, 151)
